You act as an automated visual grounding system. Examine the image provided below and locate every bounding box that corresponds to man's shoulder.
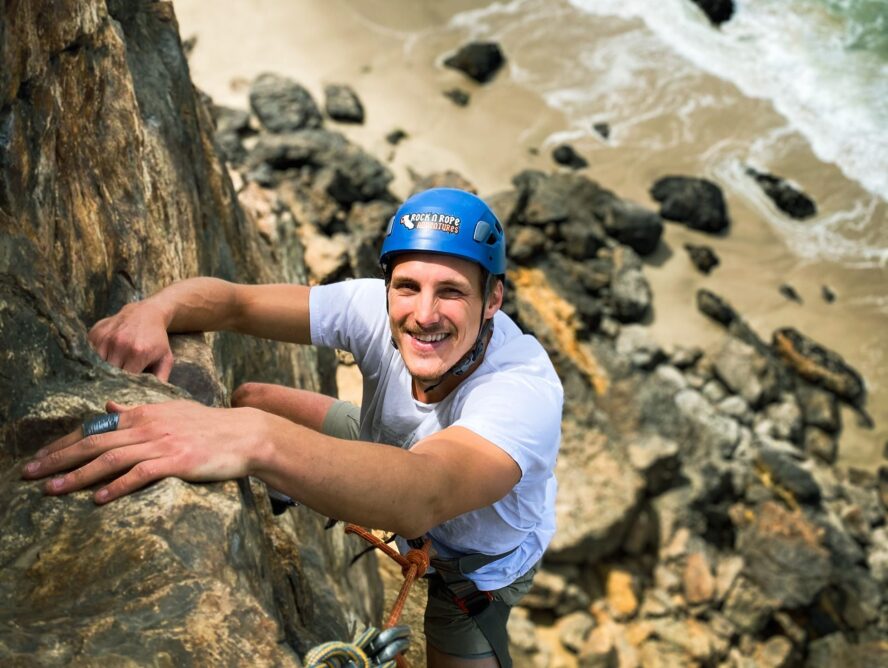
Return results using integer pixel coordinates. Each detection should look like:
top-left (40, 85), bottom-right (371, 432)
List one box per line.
top-left (311, 278), bottom-right (386, 315)
top-left (489, 313), bottom-right (559, 380)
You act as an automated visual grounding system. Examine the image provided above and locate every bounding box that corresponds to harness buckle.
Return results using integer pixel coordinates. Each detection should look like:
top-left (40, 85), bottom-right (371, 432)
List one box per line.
top-left (453, 589), bottom-right (494, 616)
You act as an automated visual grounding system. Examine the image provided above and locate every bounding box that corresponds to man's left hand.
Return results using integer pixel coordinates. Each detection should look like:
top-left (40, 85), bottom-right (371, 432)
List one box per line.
top-left (21, 400), bottom-right (262, 504)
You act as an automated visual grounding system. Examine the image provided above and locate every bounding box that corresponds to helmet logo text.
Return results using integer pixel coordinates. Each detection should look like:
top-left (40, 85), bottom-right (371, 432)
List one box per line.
top-left (400, 212), bottom-right (461, 235)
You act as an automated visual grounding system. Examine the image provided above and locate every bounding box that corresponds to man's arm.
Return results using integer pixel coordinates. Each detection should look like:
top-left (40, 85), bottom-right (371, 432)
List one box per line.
top-left (89, 278), bottom-right (311, 380)
top-left (254, 424), bottom-right (521, 537)
top-left (23, 402), bottom-right (520, 538)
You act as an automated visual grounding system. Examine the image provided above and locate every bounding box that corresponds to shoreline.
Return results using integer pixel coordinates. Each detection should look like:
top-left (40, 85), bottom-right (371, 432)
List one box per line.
top-left (174, 0), bottom-right (886, 468)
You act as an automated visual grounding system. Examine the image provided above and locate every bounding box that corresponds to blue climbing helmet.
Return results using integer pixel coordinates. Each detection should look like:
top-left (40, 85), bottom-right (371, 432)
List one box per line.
top-left (380, 188), bottom-right (506, 276)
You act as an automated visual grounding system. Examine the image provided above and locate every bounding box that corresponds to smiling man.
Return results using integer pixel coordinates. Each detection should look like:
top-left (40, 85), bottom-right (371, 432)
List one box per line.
top-left (23, 188), bottom-right (563, 668)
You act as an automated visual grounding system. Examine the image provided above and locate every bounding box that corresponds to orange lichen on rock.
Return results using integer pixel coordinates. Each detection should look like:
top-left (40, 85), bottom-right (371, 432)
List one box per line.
top-left (510, 267), bottom-right (608, 395)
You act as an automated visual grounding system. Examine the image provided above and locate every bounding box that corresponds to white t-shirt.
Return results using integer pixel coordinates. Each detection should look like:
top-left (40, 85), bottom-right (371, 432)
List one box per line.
top-left (310, 278), bottom-right (562, 590)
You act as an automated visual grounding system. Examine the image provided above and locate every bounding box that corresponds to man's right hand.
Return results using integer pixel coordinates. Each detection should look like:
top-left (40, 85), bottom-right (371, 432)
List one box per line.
top-left (88, 301), bottom-right (175, 381)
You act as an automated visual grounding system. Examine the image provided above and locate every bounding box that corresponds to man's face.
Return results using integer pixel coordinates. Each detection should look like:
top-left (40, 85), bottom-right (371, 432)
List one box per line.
top-left (388, 253), bottom-right (502, 386)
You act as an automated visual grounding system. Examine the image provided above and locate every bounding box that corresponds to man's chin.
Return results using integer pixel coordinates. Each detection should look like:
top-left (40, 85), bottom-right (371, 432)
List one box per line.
top-left (407, 367), bottom-right (444, 386)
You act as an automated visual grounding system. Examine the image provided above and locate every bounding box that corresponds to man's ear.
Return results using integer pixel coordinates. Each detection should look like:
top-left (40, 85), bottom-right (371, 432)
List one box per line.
top-left (484, 278), bottom-right (504, 319)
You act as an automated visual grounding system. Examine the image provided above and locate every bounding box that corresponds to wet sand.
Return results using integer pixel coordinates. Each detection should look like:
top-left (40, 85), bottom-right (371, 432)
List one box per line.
top-left (174, 0), bottom-right (886, 468)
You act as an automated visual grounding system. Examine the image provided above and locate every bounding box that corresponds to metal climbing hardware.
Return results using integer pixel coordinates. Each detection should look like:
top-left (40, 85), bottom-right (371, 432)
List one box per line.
top-left (304, 624), bottom-right (412, 668)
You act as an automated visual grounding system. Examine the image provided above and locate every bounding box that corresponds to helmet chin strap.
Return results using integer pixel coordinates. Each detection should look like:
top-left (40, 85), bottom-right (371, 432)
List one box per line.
top-left (389, 271), bottom-right (496, 394)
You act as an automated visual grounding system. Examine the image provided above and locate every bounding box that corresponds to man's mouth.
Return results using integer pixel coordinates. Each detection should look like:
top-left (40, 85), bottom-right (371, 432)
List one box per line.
top-left (406, 330), bottom-right (450, 347)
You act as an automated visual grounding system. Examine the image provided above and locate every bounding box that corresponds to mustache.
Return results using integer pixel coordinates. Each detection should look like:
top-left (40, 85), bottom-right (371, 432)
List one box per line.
top-left (403, 325), bottom-right (450, 336)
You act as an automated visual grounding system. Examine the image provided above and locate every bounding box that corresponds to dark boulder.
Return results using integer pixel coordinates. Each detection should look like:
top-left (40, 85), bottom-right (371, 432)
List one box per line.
top-left (602, 200), bottom-right (663, 256)
top-left (324, 84), bottom-right (365, 124)
top-left (650, 176), bottom-right (729, 233)
top-left (772, 328), bottom-right (866, 406)
top-left (821, 285), bottom-right (836, 303)
top-left (560, 220), bottom-right (608, 261)
top-left (248, 130), bottom-right (393, 203)
top-left (593, 122), bottom-right (610, 140)
top-left (796, 383), bottom-right (841, 433)
top-left (683, 243), bottom-right (719, 274)
top-left (696, 289), bottom-right (738, 326)
top-left (443, 42), bottom-right (506, 83)
top-left (758, 447), bottom-right (821, 504)
top-left (509, 226), bottom-right (548, 264)
top-left (779, 284), bottom-right (803, 303)
top-left (610, 246), bottom-right (652, 323)
top-left (736, 501), bottom-right (831, 608)
top-left (690, 0), bottom-right (735, 26)
top-left (409, 170), bottom-right (476, 196)
top-left (512, 171), bottom-right (614, 232)
top-left (485, 189), bottom-right (524, 230)
top-left (385, 129), bottom-right (408, 145)
top-left (746, 167), bottom-right (817, 220)
top-left (249, 73), bottom-right (323, 133)
top-left (443, 88), bottom-right (470, 106)
top-left (211, 105), bottom-right (253, 164)
top-left (552, 144), bottom-right (588, 170)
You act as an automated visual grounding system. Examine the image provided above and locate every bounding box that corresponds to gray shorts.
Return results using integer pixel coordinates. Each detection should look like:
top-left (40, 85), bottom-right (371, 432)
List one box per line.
top-left (320, 399), bottom-right (361, 440)
top-left (424, 563), bottom-right (537, 659)
top-left (320, 399), bottom-right (536, 659)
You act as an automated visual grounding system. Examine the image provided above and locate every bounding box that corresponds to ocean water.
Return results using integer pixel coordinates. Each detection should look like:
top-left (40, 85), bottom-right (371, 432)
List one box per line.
top-left (445, 0), bottom-right (888, 268)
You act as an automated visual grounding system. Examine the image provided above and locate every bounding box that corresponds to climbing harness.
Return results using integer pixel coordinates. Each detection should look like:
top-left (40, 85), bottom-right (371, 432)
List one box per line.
top-left (426, 548), bottom-right (518, 668)
top-left (307, 524), bottom-right (518, 668)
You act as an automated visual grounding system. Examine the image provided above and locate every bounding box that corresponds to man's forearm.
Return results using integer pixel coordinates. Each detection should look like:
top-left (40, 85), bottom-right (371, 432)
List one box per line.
top-left (147, 278), bottom-right (312, 344)
top-left (250, 413), bottom-right (442, 537)
top-left (147, 277), bottom-right (243, 334)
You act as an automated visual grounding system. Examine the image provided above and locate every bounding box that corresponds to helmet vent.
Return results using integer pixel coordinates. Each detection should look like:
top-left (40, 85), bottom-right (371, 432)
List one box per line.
top-left (494, 221), bottom-right (503, 234)
top-left (486, 233), bottom-right (497, 245)
top-left (472, 221), bottom-right (491, 243)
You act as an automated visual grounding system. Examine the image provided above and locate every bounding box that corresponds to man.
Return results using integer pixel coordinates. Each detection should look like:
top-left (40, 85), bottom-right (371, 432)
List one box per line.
top-left (22, 188), bottom-right (563, 667)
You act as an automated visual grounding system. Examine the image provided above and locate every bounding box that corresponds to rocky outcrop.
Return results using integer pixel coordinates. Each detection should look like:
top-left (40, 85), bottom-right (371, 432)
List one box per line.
top-left (500, 261), bottom-right (884, 665)
top-left (1, 2), bottom-right (380, 663)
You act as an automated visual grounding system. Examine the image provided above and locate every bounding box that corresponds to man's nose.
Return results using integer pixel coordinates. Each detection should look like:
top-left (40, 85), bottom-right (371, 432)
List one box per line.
top-left (413, 289), bottom-right (439, 326)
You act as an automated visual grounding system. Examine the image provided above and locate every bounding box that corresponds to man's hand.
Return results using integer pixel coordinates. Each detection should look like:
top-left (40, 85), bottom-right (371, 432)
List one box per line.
top-left (20, 400), bottom-right (263, 504)
top-left (89, 301), bottom-right (174, 381)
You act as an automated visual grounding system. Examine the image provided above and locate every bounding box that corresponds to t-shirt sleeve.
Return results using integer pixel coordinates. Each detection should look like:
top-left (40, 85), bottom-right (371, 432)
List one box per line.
top-left (309, 279), bottom-right (390, 370)
top-left (451, 372), bottom-right (563, 483)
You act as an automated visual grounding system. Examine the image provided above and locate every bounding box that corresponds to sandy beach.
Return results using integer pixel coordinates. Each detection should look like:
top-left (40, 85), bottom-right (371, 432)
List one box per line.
top-left (173, 0), bottom-right (887, 468)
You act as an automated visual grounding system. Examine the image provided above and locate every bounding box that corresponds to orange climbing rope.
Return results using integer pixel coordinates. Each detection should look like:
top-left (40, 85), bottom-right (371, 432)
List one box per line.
top-left (345, 524), bottom-right (431, 667)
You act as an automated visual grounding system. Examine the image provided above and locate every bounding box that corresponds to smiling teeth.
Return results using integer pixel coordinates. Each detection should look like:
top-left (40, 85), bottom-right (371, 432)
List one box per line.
top-left (414, 332), bottom-right (447, 343)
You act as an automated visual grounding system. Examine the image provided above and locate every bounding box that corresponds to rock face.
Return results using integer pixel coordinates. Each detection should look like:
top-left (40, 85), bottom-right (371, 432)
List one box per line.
top-left (0, 1), bottom-right (380, 663)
